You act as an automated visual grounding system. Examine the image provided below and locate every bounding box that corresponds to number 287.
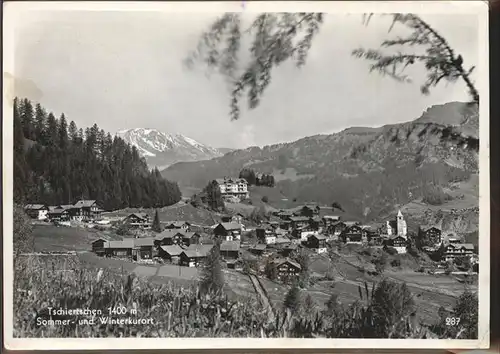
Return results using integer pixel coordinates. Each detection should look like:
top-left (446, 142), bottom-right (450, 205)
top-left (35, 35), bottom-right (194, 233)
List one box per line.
top-left (446, 317), bottom-right (461, 326)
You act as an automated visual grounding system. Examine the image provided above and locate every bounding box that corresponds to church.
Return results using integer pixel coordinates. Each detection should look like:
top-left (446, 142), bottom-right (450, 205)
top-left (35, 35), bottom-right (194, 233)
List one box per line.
top-left (385, 210), bottom-right (408, 238)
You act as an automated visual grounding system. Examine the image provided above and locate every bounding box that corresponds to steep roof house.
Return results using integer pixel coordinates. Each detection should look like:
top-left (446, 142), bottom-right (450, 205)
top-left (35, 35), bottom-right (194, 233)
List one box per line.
top-left (384, 235), bottom-right (408, 254)
top-left (71, 200), bottom-right (104, 221)
top-left (158, 245), bottom-right (184, 262)
top-left (220, 241), bottom-right (241, 260)
top-left (272, 259), bottom-right (302, 283)
top-left (164, 221), bottom-right (191, 230)
top-left (24, 204), bottom-right (49, 220)
top-left (179, 244), bottom-right (214, 267)
top-left (214, 222), bottom-right (242, 241)
top-left (307, 234), bottom-right (328, 254)
top-left (124, 213), bottom-right (151, 228)
top-left (341, 225), bottom-right (365, 244)
top-left (418, 225), bottom-right (443, 246)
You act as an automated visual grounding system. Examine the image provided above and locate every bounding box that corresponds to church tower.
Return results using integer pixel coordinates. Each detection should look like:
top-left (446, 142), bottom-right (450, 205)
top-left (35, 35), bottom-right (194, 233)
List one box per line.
top-left (397, 210), bottom-right (407, 237)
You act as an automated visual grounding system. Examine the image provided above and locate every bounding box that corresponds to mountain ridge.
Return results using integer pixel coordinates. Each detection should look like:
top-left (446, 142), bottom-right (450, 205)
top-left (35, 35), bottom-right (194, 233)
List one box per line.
top-left (161, 101), bottom-right (479, 224)
top-left (117, 128), bottom-right (225, 169)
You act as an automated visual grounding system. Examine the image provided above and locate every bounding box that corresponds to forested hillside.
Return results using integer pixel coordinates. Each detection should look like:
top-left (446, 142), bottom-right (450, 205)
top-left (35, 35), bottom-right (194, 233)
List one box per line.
top-left (13, 98), bottom-right (182, 210)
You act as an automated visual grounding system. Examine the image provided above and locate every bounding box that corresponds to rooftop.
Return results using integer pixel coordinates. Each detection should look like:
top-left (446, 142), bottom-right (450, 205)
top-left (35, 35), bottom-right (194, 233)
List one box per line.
top-left (217, 222), bottom-right (242, 231)
top-left (74, 200), bottom-right (97, 208)
top-left (160, 245), bottom-right (184, 256)
top-left (220, 241), bottom-right (241, 252)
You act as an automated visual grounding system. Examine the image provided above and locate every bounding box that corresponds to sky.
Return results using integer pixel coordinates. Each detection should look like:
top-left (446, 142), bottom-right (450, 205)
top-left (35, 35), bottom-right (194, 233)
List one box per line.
top-left (11, 7), bottom-right (480, 149)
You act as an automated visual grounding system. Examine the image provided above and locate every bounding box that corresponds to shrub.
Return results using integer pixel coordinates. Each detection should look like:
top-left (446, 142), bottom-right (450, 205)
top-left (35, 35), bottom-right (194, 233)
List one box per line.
top-left (391, 259), bottom-right (402, 267)
top-left (422, 185), bottom-right (452, 206)
top-left (261, 196), bottom-right (269, 203)
top-left (116, 223), bottom-right (131, 236)
top-left (14, 257), bottom-right (447, 339)
top-left (13, 204), bottom-right (34, 254)
top-left (372, 253), bottom-right (388, 274)
top-left (384, 246), bottom-right (398, 256)
top-left (283, 283), bottom-right (301, 313)
top-left (199, 243), bottom-right (224, 295)
top-left (13, 256), bottom-right (267, 338)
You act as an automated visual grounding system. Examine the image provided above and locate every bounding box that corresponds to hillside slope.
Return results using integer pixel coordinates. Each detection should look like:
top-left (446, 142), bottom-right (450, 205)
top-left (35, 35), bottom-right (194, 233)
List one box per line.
top-left (162, 102), bottom-right (479, 223)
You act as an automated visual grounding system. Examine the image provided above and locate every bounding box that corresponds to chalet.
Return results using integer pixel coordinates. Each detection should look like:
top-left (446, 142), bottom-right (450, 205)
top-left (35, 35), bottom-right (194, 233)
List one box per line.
top-left (340, 225), bottom-right (364, 244)
top-left (419, 226), bottom-right (442, 246)
top-left (24, 204), bottom-right (49, 220)
top-left (154, 230), bottom-right (177, 246)
top-left (272, 259), bottom-right (302, 283)
top-left (444, 243), bottom-right (475, 262)
top-left (179, 245), bottom-right (213, 267)
top-left (221, 213), bottom-right (244, 224)
top-left (47, 206), bottom-right (70, 221)
top-left (299, 204), bottom-right (321, 217)
top-left (215, 177), bottom-right (249, 200)
top-left (220, 241), bottom-right (241, 260)
top-left (91, 238), bottom-right (108, 255)
top-left (307, 234), bottom-right (328, 254)
top-left (292, 225), bottom-right (317, 242)
top-left (158, 245), bottom-right (184, 263)
top-left (322, 215), bottom-right (341, 227)
top-left (72, 200), bottom-right (103, 221)
top-left (164, 221), bottom-right (191, 231)
top-left (123, 213), bottom-right (151, 229)
top-left (384, 235), bottom-right (408, 254)
top-left (104, 240), bottom-right (135, 258)
top-left (180, 232), bottom-right (201, 247)
top-left (256, 227), bottom-right (277, 245)
top-left (132, 237), bottom-right (156, 260)
top-left (289, 216), bottom-right (310, 230)
top-left (249, 244), bottom-right (267, 256)
top-left (279, 243), bottom-right (299, 257)
top-left (326, 221), bottom-right (357, 236)
top-left (214, 222), bottom-right (242, 241)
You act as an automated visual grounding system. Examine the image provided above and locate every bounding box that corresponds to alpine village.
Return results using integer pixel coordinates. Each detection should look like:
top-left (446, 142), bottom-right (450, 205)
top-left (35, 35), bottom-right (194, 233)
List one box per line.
top-left (14, 98), bottom-right (479, 339)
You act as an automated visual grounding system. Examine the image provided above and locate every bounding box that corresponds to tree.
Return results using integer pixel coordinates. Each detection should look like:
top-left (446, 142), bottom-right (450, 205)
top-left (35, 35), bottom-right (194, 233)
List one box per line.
top-left (186, 13), bottom-right (478, 121)
top-left (302, 294), bottom-right (317, 318)
top-left (331, 201), bottom-right (345, 212)
top-left (13, 204), bottom-right (34, 254)
top-left (152, 209), bottom-right (162, 232)
top-left (249, 205), bottom-right (268, 224)
top-left (264, 257), bottom-right (278, 280)
top-left (372, 252), bottom-right (388, 274)
top-left (261, 196), bottom-right (269, 203)
top-left (369, 279), bottom-right (416, 338)
top-left (199, 242), bottom-right (225, 294)
top-left (324, 293), bottom-right (342, 317)
top-left (283, 282), bottom-right (301, 313)
top-left (14, 98), bottom-right (182, 209)
top-left (204, 180), bottom-right (225, 211)
top-left (451, 290), bottom-right (478, 339)
top-left (295, 248), bottom-right (311, 287)
top-left (454, 255), bottom-right (472, 271)
top-left (353, 14), bottom-right (479, 106)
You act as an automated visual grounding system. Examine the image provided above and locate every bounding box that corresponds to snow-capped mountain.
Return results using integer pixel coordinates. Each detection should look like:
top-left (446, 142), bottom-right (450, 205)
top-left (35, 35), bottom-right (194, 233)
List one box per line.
top-left (116, 128), bottom-right (225, 169)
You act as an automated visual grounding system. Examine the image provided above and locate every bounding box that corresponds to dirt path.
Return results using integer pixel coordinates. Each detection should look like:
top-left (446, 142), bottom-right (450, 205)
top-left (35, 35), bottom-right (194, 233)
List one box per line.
top-left (249, 274), bottom-right (275, 321)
